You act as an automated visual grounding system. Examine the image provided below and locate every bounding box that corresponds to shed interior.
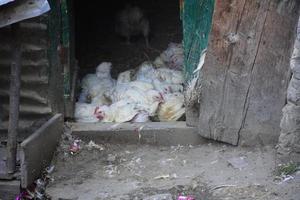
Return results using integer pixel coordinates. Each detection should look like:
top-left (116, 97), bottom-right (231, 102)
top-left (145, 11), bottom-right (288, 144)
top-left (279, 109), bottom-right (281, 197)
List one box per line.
top-left (72, 0), bottom-right (185, 123)
top-left (74, 0), bottom-right (183, 78)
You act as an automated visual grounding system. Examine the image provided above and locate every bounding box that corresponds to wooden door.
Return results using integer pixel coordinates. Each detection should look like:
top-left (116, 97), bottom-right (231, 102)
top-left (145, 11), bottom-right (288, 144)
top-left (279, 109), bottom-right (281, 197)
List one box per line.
top-left (198, 0), bottom-right (300, 145)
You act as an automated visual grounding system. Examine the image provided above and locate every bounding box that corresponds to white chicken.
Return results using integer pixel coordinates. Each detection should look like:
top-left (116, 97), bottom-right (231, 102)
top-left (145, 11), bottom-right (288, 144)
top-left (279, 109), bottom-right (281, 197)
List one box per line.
top-left (77, 43), bottom-right (186, 123)
top-left (153, 56), bottom-right (167, 68)
top-left (105, 81), bottom-right (154, 103)
top-left (80, 62), bottom-right (115, 103)
top-left (152, 79), bottom-right (183, 95)
top-left (131, 111), bottom-right (150, 122)
top-left (96, 62), bottom-right (113, 79)
top-left (136, 62), bottom-right (184, 85)
top-left (83, 77), bottom-right (115, 100)
top-left (157, 92), bottom-right (185, 122)
top-left (127, 81), bottom-right (154, 92)
top-left (91, 93), bottom-right (111, 106)
top-left (135, 61), bottom-right (158, 83)
top-left (81, 74), bottom-right (99, 95)
top-left (156, 67), bottom-right (184, 84)
top-left (74, 102), bottom-right (103, 123)
top-left (160, 43), bottom-right (184, 70)
top-left (117, 69), bottom-right (135, 84)
top-left (135, 89), bottom-right (164, 116)
top-left (96, 100), bottom-right (141, 123)
top-left (105, 86), bottom-right (163, 116)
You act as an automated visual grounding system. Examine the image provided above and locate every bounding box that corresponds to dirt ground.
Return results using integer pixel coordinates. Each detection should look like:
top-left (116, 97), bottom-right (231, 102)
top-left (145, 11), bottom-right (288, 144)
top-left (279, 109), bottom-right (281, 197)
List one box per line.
top-left (50, 2), bottom-right (300, 199)
top-left (47, 136), bottom-right (300, 200)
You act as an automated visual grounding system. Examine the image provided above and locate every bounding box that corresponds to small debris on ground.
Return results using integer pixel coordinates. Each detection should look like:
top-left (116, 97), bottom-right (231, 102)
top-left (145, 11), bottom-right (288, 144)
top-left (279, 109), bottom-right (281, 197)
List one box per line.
top-left (69, 139), bottom-right (81, 155)
top-left (177, 194), bottom-right (196, 200)
top-left (16, 165), bottom-right (55, 200)
top-left (227, 156), bottom-right (248, 170)
top-left (86, 140), bottom-right (105, 151)
top-left (143, 193), bottom-right (173, 200)
top-left (274, 163), bottom-right (299, 184)
top-left (47, 144), bottom-right (300, 200)
top-left (107, 154), bottom-right (117, 163)
top-left (154, 173), bottom-right (177, 180)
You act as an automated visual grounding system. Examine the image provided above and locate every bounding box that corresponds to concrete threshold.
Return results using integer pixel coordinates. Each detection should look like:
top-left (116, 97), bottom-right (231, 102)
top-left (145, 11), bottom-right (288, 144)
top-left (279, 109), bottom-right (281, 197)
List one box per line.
top-left (0, 180), bottom-right (20, 200)
top-left (67, 122), bottom-right (206, 146)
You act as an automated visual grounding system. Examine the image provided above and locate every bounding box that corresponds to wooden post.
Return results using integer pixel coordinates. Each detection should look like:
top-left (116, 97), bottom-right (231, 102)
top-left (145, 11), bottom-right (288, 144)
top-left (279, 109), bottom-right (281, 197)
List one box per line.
top-left (6, 23), bottom-right (22, 173)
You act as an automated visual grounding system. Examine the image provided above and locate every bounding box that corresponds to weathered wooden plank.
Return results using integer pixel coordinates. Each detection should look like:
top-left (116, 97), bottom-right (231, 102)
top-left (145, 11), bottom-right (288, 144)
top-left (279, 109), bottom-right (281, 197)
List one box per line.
top-left (20, 114), bottom-right (63, 188)
top-left (198, 0), bottom-right (260, 145)
top-left (6, 23), bottom-right (22, 173)
top-left (238, 0), bottom-right (300, 146)
top-left (198, 0), bottom-right (300, 145)
top-left (212, 0), bottom-right (270, 145)
top-left (0, 89), bottom-right (48, 105)
top-left (47, 0), bottom-right (64, 115)
top-left (0, 15), bottom-right (53, 138)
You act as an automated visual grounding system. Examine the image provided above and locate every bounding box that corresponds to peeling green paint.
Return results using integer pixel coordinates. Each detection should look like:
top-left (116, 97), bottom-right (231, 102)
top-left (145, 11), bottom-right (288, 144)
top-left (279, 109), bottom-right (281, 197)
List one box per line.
top-left (61, 0), bottom-right (70, 47)
top-left (182, 0), bottom-right (214, 80)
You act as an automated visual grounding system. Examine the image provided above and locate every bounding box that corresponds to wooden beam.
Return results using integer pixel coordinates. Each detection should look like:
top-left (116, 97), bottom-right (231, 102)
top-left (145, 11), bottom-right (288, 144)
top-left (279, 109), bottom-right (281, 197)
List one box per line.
top-left (20, 114), bottom-right (63, 188)
top-left (6, 23), bottom-right (22, 173)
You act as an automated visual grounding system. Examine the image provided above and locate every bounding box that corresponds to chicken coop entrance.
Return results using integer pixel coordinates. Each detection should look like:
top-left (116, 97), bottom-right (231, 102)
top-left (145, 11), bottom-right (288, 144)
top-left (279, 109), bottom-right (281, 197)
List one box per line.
top-left (74, 0), bottom-right (183, 78)
top-left (71, 0), bottom-right (187, 123)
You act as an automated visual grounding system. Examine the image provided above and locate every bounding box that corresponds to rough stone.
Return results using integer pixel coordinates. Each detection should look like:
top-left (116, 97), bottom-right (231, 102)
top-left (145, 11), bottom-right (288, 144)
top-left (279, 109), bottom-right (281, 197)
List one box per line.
top-left (277, 104), bottom-right (300, 163)
top-left (277, 18), bottom-right (300, 164)
top-left (287, 76), bottom-right (300, 105)
top-left (291, 57), bottom-right (300, 80)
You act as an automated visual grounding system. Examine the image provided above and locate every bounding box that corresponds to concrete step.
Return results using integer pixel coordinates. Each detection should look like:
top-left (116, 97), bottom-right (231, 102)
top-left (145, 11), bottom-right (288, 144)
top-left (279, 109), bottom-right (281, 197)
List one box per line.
top-left (68, 122), bottom-right (206, 146)
top-left (0, 180), bottom-right (20, 200)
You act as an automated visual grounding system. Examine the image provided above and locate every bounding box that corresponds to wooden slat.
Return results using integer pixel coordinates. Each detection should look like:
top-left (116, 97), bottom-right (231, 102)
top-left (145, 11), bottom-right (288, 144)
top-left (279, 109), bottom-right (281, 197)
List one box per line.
top-left (238, 1), bottom-right (300, 145)
top-left (198, 0), bottom-right (300, 145)
top-left (20, 114), bottom-right (63, 188)
top-left (0, 15), bottom-right (52, 137)
top-left (198, 0), bottom-right (250, 145)
top-left (7, 23), bottom-right (22, 173)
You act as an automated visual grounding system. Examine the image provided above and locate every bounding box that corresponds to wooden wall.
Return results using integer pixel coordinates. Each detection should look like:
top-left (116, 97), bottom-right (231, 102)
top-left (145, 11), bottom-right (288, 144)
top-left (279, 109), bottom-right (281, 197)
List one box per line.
top-left (0, 0), bottom-right (63, 140)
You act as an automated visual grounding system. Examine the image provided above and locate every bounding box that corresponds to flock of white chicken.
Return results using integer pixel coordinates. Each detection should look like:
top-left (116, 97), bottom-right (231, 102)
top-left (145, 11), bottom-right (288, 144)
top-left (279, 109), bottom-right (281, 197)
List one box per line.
top-left (75, 43), bottom-right (185, 123)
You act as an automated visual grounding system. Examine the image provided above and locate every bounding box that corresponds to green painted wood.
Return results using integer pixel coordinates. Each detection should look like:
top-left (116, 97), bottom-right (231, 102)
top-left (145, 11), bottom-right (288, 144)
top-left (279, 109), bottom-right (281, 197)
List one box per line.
top-left (61, 0), bottom-right (70, 47)
top-left (60, 0), bottom-right (77, 118)
top-left (61, 0), bottom-right (71, 98)
top-left (182, 0), bottom-right (214, 80)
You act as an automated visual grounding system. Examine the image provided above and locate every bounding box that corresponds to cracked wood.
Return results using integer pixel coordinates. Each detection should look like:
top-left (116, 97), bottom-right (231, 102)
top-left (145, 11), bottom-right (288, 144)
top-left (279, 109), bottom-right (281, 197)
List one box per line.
top-left (198, 0), bottom-right (300, 145)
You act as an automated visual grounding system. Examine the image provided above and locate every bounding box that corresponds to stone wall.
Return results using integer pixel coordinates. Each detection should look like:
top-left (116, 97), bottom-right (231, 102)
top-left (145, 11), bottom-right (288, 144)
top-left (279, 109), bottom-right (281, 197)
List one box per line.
top-left (277, 18), bottom-right (300, 164)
